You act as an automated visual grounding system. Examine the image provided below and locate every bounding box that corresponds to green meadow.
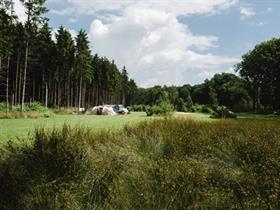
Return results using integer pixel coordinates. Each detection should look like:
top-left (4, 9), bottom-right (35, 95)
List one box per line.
top-left (0, 112), bottom-right (278, 144)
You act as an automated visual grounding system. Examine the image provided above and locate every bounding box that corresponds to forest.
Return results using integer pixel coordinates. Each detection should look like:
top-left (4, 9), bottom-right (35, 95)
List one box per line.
top-left (0, 0), bottom-right (137, 112)
top-left (1, 0), bottom-right (280, 114)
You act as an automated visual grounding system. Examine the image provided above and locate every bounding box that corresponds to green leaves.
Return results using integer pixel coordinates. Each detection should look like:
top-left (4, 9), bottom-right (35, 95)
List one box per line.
top-left (236, 38), bottom-right (280, 112)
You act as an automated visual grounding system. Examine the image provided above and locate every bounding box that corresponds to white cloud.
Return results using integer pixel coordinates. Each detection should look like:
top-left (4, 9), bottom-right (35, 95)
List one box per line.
top-left (240, 6), bottom-right (255, 19)
top-left (13, 0), bottom-right (27, 22)
top-left (69, 18), bottom-right (78, 23)
top-left (50, 7), bottom-right (76, 15)
top-left (267, 7), bottom-right (272, 12)
top-left (89, 5), bottom-right (238, 86)
top-left (65, 0), bottom-right (238, 17)
top-left (247, 21), bottom-right (267, 27)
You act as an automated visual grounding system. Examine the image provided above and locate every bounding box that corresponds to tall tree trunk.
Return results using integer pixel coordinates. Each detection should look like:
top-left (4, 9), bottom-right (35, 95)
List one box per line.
top-left (96, 85), bottom-right (99, 106)
top-left (45, 82), bottom-right (48, 107)
top-left (83, 84), bottom-right (86, 108)
top-left (58, 84), bottom-right (61, 109)
top-left (122, 93), bottom-right (125, 106)
top-left (75, 81), bottom-right (78, 108)
top-left (14, 51), bottom-right (20, 105)
top-left (18, 65), bottom-right (22, 105)
top-left (6, 56), bottom-right (10, 113)
top-left (42, 69), bottom-right (45, 103)
top-left (78, 77), bottom-right (82, 109)
top-left (255, 86), bottom-right (261, 113)
top-left (70, 83), bottom-right (73, 107)
top-left (21, 43), bottom-right (29, 112)
top-left (54, 82), bottom-right (57, 107)
top-left (67, 74), bottom-right (70, 107)
top-left (32, 79), bottom-right (35, 102)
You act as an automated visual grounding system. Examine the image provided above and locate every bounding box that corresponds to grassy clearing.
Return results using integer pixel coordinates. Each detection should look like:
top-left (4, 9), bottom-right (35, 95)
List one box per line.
top-left (1, 118), bottom-right (280, 209)
top-left (0, 112), bottom-right (150, 144)
top-left (0, 112), bottom-right (279, 144)
top-left (238, 113), bottom-right (280, 121)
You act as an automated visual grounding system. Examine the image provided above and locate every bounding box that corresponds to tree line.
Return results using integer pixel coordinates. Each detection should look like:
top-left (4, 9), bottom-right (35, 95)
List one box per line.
top-left (0, 0), bottom-right (137, 112)
top-left (133, 73), bottom-right (253, 112)
top-left (133, 53), bottom-right (280, 114)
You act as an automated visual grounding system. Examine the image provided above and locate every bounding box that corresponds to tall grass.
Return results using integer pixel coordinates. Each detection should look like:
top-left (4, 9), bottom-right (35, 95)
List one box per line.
top-left (1, 118), bottom-right (280, 209)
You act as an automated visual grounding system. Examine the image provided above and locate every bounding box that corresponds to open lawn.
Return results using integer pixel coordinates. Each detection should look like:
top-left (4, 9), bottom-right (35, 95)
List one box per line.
top-left (0, 112), bottom-right (150, 144)
top-left (0, 112), bottom-right (279, 145)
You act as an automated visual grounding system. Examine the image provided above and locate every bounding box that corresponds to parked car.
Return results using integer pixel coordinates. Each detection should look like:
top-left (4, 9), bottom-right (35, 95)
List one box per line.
top-left (113, 104), bottom-right (129, 114)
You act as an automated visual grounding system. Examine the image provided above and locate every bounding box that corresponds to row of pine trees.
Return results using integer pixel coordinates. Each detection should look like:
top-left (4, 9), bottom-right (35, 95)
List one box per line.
top-left (0, 0), bottom-right (137, 112)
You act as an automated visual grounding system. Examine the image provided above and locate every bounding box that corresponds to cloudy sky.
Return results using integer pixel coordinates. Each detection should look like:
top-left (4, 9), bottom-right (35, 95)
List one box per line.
top-left (15, 0), bottom-right (280, 87)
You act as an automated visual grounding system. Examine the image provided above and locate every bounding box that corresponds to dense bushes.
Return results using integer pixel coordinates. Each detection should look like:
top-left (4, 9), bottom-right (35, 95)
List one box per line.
top-left (53, 107), bottom-right (79, 115)
top-left (130, 104), bottom-right (146, 112)
top-left (0, 102), bottom-right (52, 118)
top-left (1, 119), bottom-right (280, 209)
top-left (0, 112), bottom-right (42, 119)
top-left (145, 102), bottom-right (174, 116)
top-left (0, 102), bottom-right (48, 113)
top-left (211, 106), bottom-right (237, 119)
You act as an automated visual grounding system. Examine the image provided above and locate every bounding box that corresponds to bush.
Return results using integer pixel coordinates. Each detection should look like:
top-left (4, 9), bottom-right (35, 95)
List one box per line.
top-left (53, 107), bottom-right (79, 115)
top-left (0, 103), bottom-right (6, 112)
top-left (25, 102), bottom-right (48, 113)
top-left (0, 102), bottom-right (52, 117)
top-left (145, 102), bottom-right (174, 117)
top-left (200, 105), bottom-right (213, 113)
top-left (191, 104), bottom-right (213, 113)
top-left (211, 106), bottom-right (237, 119)
top-left (131, 104), bottom-right (146, 112)
top-left (0, 111), bottom-right (42, 119)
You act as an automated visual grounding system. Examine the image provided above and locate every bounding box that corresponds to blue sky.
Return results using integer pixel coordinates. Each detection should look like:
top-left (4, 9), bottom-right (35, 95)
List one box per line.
top-left (15, 0), bottom-right (280, 87)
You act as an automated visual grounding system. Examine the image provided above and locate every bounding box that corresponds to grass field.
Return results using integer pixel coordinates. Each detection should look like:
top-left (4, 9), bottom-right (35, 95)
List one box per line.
top-left (0, 112), bottom-right (152, 143)
top-left (1, 112), bottom-right (279, 144)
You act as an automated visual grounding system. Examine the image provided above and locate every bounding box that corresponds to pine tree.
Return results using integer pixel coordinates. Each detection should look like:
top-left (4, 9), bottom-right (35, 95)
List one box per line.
top-left (55, 26), bottom-right (74, 108)
top-left (37, 22), bottom-right (55, 107)
top-left (75, 29), bottom-right (92, 109)
top-left (20, 0), bottom-right (47, 111)
top-left (121, 66), bottom-right (129, 105)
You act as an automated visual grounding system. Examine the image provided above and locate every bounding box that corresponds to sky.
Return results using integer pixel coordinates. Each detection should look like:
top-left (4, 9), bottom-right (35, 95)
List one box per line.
top-left (14, 0), bottom-right (280, 87)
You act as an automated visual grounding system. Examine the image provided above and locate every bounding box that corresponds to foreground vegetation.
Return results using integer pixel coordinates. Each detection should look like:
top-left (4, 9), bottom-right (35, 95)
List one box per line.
top-left (1, 118), bottom-right (280, 209)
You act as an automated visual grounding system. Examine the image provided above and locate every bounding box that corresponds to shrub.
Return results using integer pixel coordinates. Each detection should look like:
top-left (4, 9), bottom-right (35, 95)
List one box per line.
top-left (0, 111), bottom-right (42, 119)
top-left (145, 103), bottom-right (174, 117)
top-left (211, 106), bottom-right (237, 119)
top-left (200, 105), bottom-right (213, 113)
top-left (131, 104), bottom-right (146, 112)
top-left (53, 107), bottom-right (79, 115)
top-left (0, 103), bottom-right (6, 112)
top-left (191, 104), bottom-right (213, 113)
top-left (25, 102), bottom-right (48, 113)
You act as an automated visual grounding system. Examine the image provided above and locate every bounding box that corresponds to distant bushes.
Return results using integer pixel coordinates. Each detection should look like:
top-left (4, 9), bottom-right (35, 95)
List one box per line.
top-left (130, 103), bottom-right (174, 116)
top-left (211, 106), bottom-right (237, 119)
top-left (53, 107), bottom-right (79, 115)
top-left (1, 119), bottom-right (280, 209)
top-left (0, 111), bottom-right (42, 119)
top-left (191, 104), bottom-right (214, 113)
top-left (0, 102), bottom-right (52, 119)
top-left (145, 102), bottom-right (174, 116)
top-left (130, 104), bottom-right (146, 112)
